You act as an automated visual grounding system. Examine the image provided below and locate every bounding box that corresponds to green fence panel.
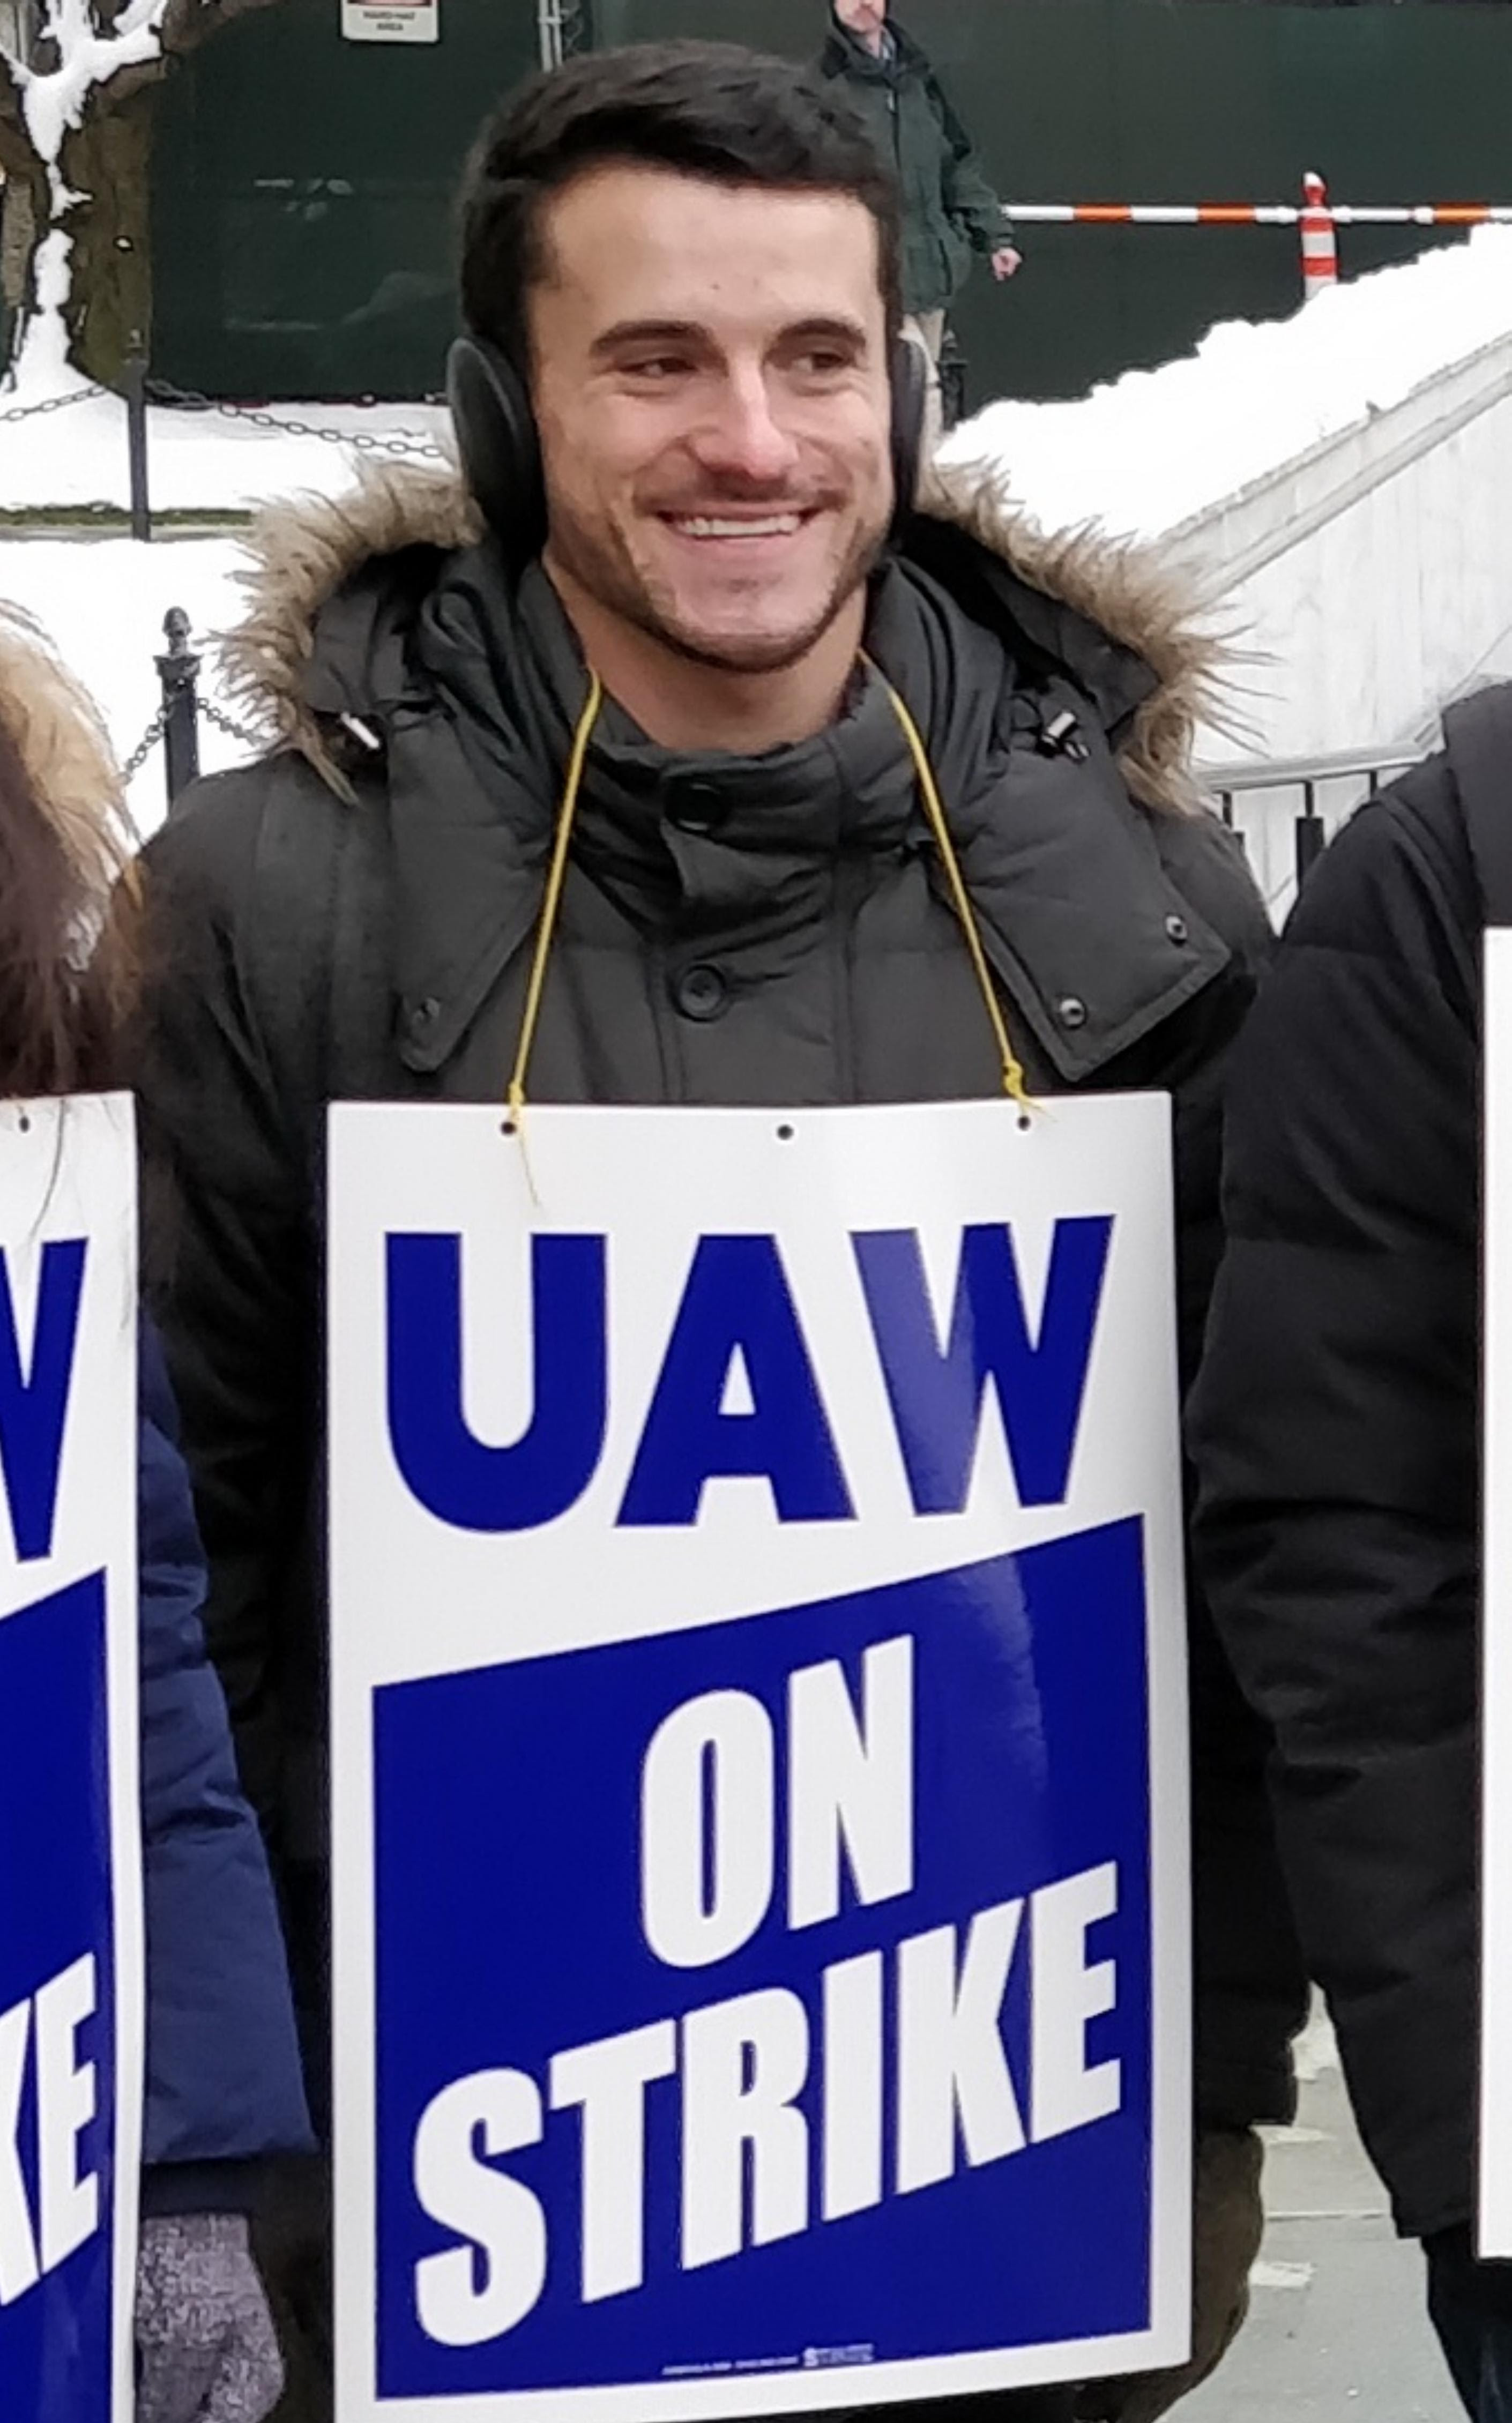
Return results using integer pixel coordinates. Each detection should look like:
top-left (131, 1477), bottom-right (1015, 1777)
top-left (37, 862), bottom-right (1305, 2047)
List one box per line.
top-left (151, 0), bottom-right (1512, 404)
top-left (151, 0), bottom-right (539, 398)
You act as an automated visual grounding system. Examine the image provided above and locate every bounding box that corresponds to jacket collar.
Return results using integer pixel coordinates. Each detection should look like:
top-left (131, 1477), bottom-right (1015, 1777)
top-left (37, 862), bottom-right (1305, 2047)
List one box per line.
top-left (215, 458), bottom-right (1234, 1084)
top-left (821, 17), bottom-right (925, 79)
top-left (220, 456), bottom-right (1221, 821)
top-left (346, 538), bottom-right (1230, 1089)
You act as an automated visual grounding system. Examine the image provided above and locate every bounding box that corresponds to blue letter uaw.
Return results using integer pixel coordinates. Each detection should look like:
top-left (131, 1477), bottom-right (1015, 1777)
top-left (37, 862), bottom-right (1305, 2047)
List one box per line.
top-left (0, 1097), bottom-right (140, 2423)
top-left (329, 1097), bottom-right (1191, 2421)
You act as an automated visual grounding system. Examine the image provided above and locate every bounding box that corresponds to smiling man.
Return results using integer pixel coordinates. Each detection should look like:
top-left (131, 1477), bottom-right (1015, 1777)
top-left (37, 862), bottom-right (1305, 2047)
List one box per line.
top-left (526, 162), bottom-right (892, 742)
top-left (136, 42), bottom-right (1304, 2423)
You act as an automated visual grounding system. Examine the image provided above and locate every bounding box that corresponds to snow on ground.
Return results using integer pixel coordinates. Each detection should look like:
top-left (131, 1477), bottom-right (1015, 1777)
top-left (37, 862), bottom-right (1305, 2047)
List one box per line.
top-left (1, 384), bottom-right (450, 513)
top-left (5, 219), bottom-right (1512, 833)
top-left (0, 385), bottom-right (454, 839)
top-left (0, 374), bottom-right (457, 838)
top-left (0, 533), bottom-right (254, 839)
top-left (939, 223), bottom-right (1512, 543)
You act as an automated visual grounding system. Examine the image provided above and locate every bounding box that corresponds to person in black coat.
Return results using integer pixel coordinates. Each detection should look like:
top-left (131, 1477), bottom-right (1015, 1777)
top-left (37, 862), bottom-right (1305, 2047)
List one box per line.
top-left (0, 602), bottom-right (312, 2423)
top-left (1188, 690), bottom-right (1512, 2420)
top-left (135, 44), bottom-right (1309, 2423)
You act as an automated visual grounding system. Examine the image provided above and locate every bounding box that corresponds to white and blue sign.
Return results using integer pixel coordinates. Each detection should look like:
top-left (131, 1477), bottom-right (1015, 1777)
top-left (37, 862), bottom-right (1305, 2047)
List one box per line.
top-left (330, 1099), bottom-right (1191, 2419)
top-left (0, 1097), bottom-right (141, 2423)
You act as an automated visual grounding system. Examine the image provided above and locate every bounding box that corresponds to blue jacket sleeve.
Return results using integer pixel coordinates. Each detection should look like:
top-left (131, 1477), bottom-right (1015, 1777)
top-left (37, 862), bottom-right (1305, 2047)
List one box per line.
top-left (138, 1325), bottom-right (313, 2187)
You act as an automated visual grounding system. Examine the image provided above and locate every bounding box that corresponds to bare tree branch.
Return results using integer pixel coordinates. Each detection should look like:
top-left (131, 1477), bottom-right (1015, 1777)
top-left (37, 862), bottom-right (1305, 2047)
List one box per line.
top-left (160, 0), bottom-right (287, 59)
top-left (3, 0), bottom-right (293, 384)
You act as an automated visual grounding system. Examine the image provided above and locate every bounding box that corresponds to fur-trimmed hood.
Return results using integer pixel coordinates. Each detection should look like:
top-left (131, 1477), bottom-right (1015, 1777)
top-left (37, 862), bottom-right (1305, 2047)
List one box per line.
top-left (219, 457), bottom-right (1221, 816)
top-left (0, 601), bottom-right (128, 899)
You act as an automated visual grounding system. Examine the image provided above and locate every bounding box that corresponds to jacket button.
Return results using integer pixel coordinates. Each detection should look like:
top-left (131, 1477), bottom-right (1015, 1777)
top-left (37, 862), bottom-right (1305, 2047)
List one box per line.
top-left (1165, 914), bottom-right (1190, 945)
top-left (1056, 995), bottom-right (1089, 1030)
top-left (672, 964), bottom-right (730, 1022)
top-left (666, 778), bottom-right (727, 838)
top-left (409, 996), bottom-right (441, 1036)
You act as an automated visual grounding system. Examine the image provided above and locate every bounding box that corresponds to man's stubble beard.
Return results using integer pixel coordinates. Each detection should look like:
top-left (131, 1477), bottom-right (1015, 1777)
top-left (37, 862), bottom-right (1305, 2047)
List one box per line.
top-left (545, 496), bottom-right (891, 678)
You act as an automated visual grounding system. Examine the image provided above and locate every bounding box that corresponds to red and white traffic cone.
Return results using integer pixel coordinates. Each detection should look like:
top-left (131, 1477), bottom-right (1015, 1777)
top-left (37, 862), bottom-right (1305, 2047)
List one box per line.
top-left (1300, 170), bottom-right (1339, 303)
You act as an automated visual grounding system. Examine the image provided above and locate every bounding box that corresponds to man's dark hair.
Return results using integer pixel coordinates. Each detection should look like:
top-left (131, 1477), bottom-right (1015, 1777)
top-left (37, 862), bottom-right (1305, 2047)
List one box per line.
top-left (458, 41), bottom-right (903, 369)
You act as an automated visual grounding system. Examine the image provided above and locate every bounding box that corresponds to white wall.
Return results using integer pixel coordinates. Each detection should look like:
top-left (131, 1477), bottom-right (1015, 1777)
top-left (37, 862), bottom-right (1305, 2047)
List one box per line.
top-left (1175, 337), bottom-right (1512, 916)
top-left (943, 234), bottom-right (1512, 923)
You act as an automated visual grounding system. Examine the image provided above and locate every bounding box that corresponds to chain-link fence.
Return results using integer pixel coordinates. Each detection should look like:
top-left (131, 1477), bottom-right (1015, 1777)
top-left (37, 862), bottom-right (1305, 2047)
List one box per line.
top-left (3, 363), bottom-right (449, 538)
top-left (144, 376), bottom-right (449, 466)
top-left (0, 384), bottom-right (105, 428)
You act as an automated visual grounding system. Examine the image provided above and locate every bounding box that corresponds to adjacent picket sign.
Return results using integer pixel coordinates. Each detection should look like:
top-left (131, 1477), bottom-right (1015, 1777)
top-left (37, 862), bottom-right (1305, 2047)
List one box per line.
top-left (1484, 935), bottom-right (1512, 2255)
top-left (330, 1097), bottom-right (1191, 2420)
top-left (0, 1095), bottom-right (141, 2423)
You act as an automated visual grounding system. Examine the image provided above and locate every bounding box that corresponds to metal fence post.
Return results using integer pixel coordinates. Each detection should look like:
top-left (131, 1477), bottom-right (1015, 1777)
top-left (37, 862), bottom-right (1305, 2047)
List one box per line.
top-left (155, 608), bottom-right (200, 810)
top-left (1294, 779), bottom-right (1327, 890)
top-left (123, 350), bottom-right (151, 542)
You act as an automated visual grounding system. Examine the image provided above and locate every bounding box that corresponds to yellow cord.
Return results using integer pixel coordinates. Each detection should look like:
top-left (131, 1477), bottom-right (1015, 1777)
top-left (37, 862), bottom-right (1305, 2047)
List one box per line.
top-left (506, 658), bottom-right (1034, 1134)
top-left (506, 670), bottom-right (604, 1127)
top-left (870, 665), bottom-right (1036, 1116)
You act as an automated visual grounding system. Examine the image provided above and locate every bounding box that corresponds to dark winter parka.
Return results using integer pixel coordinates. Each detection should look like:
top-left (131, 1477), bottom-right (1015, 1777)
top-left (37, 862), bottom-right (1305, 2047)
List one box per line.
top-left (818, 18), bottom-right (1009, 316)
top-left (1190, 700), bottom-right (1511, 2243)
top-left (137, 456), bottom-right (1307, 2144)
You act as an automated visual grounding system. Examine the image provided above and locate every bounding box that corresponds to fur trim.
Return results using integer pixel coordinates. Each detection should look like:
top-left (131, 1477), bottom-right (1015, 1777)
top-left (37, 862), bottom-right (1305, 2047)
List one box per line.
top-left (0, 599), bottom-right (131, 900)
top-left (220, 456), bottom-right (1218, 814)
top-left (922, 459), bottom-right (1225, 814)
top-left (219, 464), bottom-right (482, 797)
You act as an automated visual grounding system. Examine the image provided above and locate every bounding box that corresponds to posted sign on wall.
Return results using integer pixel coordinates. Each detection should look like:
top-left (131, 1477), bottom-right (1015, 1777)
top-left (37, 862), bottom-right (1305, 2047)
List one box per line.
top-left (330, 1098), bottom-right (1191, 2418)
top-left (340, 0), bottom-right (438, 42)
top-left (0, 1096), bottom-right (141, 2423)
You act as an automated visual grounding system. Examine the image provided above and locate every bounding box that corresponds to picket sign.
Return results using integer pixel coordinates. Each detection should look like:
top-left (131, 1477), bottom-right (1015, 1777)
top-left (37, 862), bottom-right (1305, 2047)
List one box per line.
top-left (1484, 936), bottom-right (1512, 2255)
top-left (0, 1095), bottom-right (141, 2423)
top-left (329, 1095), bottom-right (1193, 2421)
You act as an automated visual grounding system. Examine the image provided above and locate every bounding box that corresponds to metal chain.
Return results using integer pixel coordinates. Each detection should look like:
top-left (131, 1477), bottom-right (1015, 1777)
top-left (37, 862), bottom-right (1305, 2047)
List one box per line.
top-left (197, 695), bottom-right (265, 750)
top-left (0, 385), bottom-right (106, 427)
top-left (146, 377), bottom-right (446, 463)
top-left (121, 706), bottom-right (169, 785)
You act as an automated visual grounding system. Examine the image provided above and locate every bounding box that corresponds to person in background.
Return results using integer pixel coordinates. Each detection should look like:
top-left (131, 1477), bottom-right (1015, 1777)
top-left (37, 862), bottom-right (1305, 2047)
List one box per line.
top-left (0, 603), bottom-right (312, 2423)
top-left (819, 0), bottom-right (1021, 430)
top-left (1188, 686), bottom-right (1512, 2422)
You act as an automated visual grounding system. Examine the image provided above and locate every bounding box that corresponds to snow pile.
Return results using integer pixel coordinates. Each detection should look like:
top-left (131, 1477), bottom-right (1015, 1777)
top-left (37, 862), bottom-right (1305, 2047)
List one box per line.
top-left (940, 224), bottom-right (1512, 541)
top-left (0, 535), bottom-right (257, 833)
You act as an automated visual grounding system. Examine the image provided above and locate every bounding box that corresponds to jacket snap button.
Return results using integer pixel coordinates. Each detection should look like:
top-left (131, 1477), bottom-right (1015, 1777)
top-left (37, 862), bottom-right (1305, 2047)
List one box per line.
top-left (1056, 995), bottom-right (1089, 1030)
top-left (667, 779), bottom-right (727, 838)
top-left (1165, 914), bottom-right (1190, 945)
top-left (673, 964), bottom-right (730, 1022)
top-left (410, 996), bottom-right (441, 1034)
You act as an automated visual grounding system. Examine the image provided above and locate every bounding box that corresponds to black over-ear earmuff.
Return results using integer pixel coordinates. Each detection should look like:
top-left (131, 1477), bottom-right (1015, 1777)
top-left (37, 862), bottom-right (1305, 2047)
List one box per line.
top-left (446, 336), bottom-right (547, 568)
top-left (446, 329), bottom-right (928, 570)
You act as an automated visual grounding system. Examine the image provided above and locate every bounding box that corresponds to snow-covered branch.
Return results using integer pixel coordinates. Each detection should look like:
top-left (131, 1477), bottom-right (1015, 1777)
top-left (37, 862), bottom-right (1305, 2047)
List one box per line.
top-left (20, 0), bottom-right (168, 165)
top-left (2, 0), bottom-right (285, 390)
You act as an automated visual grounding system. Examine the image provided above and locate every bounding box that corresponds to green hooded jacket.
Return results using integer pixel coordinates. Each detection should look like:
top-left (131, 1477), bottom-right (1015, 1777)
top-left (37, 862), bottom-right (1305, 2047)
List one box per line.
top-left (818, 13), bottom-right (1014, 316)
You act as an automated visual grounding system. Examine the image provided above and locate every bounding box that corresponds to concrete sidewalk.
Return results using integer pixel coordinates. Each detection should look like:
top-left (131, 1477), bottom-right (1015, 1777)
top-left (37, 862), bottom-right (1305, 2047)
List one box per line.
top-left (1182, 2013), bottom-right (1460, 2421)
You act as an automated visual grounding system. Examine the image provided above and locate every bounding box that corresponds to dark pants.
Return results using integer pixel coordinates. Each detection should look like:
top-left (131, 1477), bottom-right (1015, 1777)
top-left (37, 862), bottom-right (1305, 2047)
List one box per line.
top-left (1427, 2229), bottom-right (1512, 2421)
